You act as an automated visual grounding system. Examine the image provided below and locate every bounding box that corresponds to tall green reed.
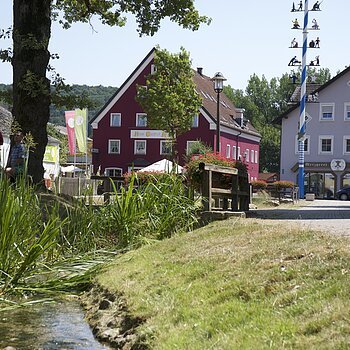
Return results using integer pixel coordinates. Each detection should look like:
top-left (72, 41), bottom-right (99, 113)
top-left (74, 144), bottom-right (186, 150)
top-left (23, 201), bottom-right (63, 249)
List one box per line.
top-left (101, 173), bottom-right (199, 249)
top-left (0, 175), bottom-right (61, 290)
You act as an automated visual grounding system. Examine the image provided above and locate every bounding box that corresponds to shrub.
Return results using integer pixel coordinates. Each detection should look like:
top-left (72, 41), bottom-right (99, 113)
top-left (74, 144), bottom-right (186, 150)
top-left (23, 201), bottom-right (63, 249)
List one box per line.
top-left (273, 180), bottom-right (295, 191)
top-left (251, 180), bottom-right (267, 191)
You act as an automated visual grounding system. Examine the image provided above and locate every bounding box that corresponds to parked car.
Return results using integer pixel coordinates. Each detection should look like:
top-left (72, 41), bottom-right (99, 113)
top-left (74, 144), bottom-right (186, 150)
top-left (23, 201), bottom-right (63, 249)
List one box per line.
top-left (336, 187), bottom-right (350, 200)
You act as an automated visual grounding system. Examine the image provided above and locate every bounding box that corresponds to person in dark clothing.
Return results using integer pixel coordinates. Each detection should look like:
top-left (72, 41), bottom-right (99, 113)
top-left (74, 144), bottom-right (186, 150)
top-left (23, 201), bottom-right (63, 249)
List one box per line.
top-left (5, 132), bottom-right (25, 179)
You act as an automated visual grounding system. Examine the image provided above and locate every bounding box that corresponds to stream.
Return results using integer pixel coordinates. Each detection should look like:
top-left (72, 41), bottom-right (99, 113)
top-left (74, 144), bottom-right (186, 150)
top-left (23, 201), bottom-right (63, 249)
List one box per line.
top-left (0, 299), bottom-right (110, 350)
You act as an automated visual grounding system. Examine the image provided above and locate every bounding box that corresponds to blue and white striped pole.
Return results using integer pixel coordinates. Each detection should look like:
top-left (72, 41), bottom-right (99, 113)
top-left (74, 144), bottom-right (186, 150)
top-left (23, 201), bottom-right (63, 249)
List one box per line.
top-left (298, 0), bottom-right (309, 199)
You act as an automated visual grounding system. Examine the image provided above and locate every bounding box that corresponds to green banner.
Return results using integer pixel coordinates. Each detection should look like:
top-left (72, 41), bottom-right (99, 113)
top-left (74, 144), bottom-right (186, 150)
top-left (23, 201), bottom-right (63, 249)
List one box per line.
top-left (75, 108), bottom-right (87, 153)
top-left (43, 145), bottom-right (59, 163)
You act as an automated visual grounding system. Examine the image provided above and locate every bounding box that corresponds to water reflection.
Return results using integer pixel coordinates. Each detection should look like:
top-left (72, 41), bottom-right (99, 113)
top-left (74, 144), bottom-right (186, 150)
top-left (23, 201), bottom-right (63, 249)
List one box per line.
top-left (0, 299), bottom-right (110, 350)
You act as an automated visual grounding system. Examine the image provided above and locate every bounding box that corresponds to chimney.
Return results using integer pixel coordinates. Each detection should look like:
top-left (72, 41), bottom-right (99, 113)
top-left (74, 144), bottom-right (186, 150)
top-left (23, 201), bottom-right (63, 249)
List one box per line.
top-left (235, 108), bottom-right (246, 127)
top-left (197, 67), bottom-right (203, 76)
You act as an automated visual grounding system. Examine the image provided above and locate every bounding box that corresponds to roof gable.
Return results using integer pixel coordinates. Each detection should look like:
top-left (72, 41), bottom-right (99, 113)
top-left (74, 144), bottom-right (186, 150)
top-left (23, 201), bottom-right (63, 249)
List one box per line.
top-left (91, 47), bottom-right (155, 128)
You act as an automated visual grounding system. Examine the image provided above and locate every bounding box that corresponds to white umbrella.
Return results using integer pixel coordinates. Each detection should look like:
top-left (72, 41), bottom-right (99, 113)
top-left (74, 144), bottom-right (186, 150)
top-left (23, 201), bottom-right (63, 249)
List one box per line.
top-left (60, 165), bottom-right (84, 173)
top-left (138, 159), bottom-right (184, 174)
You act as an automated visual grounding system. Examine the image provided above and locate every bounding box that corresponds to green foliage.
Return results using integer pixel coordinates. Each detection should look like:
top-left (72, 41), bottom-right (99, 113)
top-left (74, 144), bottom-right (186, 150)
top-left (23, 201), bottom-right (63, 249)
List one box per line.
top-left (251, 180), bottom-right (267, 191)
top-left (259, 124), bottom-right (281, 173)
top-left (0, 83), bottom-right (117, 126)
top-left (136, 47), bottom-right (202, 158)
top-left (53, 0), bottom-right (210, 35)
top-left (273, 180), bottom-right (295, 190)
top-left (123, 171), bottom-right (175, 186)
top-left (100, 173), bottom-right (199, 249)
top-left (98, 219), bottom-right (350, 349)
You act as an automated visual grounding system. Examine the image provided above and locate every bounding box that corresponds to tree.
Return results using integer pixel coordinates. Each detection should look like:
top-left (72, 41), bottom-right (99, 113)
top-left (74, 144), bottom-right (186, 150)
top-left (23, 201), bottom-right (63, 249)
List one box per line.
top-left (5, 0), bottom-right (210, 184)
top-left (135, 47), bottom-right (202, 161)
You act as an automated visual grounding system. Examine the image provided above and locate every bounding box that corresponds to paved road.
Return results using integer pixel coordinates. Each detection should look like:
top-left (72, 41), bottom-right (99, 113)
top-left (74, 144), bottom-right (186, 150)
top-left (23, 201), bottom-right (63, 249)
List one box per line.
top-left (248, 199), bottom-right (350, 236)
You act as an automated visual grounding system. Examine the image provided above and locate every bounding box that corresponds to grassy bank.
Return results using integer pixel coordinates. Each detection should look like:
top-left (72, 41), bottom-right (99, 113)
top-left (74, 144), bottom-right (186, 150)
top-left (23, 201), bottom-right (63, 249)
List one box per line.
top-left (97, 218), bottom-right (350, 349)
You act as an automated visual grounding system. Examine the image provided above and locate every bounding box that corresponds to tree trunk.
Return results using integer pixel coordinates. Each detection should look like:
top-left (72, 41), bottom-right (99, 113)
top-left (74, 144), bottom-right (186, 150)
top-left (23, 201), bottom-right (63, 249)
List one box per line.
top-left (12, 0), bottom-right (51, 184)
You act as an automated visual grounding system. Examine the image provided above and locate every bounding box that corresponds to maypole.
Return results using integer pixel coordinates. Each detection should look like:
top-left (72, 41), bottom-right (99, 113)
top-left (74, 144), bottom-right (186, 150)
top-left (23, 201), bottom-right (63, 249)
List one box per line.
top-left (289, 0), bottom-right (321, 199)
top-left (298, 0), bottom-right (309, 199)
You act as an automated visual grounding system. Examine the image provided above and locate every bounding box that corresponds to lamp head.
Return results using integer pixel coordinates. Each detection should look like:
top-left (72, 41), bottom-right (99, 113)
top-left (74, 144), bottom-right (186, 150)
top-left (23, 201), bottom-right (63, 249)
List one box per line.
top-left (211, 72), bottom-right (226, 93)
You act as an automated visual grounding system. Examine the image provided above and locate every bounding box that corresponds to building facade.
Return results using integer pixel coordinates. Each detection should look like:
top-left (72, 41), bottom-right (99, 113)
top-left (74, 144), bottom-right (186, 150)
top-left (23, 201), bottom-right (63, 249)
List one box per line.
top-left (91, 48), bottom-right (261, 181)
top-left (276, 66), bottom-right (350, 198)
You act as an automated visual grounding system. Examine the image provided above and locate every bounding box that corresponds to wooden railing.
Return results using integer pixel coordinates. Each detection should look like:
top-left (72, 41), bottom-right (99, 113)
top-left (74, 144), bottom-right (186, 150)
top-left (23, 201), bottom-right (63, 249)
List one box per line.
top-left (199, 162), bottom-right (250, 212)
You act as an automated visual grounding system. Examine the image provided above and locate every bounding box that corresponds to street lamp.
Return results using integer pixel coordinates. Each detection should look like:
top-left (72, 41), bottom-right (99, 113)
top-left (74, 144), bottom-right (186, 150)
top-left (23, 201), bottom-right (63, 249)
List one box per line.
top-left (211, 72), bottom-right (226, 153)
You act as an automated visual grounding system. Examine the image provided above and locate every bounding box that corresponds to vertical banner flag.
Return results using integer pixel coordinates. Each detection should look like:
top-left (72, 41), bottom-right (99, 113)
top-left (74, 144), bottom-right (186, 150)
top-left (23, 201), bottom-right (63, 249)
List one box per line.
top-left (74, 108), bottom-right (87, 153)
top-left (65, 110), bottom-right (76, 155)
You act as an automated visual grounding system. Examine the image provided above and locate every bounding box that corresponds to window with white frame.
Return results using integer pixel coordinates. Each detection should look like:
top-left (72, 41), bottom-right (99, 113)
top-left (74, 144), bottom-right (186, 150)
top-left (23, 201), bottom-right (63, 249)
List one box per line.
top-left (344, 103), bottom-right (350, 121)
top-left (160, 140), bottom-right (172, 155)
top-left (186, 141), bottom-right (197, 155)
top-left (192, 114), bottom-right (199, 127)
top-left (255, 151), bottom-right (258, 164)
top-left (245, 149), bottom-right (250, 162)
top-left (319, 136), bottom-right (333, 154)
top-left (226, 145), bottom-right (230, 158)
top-left (136, 113), bottom-right (147, 127)
top-left (320, 103), bottom-right (335, 121)
top-left (134, 140), bottom-right (146, 154)
top-left (251, 150), bottom-right (254, 163)
top-left (108, 139), bottom-right (120, 154)
top-left (232, 146), bottom-right (237, 160)
top-left (295, 135), bottom-right (310, 154)
top-left (104, 167), bottom-right (122, 177)
top-left (343, 136), bottom-right (350, 154)
top-left (110, 113), bottom-right (121, 127)
top-left (237, 147), bottom-right (241, 160)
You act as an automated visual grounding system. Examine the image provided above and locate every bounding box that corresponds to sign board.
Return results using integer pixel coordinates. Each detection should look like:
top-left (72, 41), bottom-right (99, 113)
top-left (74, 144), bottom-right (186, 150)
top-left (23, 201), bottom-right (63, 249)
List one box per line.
top-left (330, 159), bottom-right (346, 172)
top-left (130, 130), bottom-right (171, 139)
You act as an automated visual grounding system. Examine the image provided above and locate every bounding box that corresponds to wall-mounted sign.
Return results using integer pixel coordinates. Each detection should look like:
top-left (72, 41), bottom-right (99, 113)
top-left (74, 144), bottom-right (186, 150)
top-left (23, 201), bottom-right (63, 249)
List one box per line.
top-left (130, 130), bottom-right (170, 139)
top-left (330, 159), bottom-right (346, 172)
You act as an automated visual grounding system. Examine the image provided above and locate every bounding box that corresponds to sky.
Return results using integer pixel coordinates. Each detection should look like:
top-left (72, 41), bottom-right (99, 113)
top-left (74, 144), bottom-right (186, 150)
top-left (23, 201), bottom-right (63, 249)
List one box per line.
top-left (0, 0), bottom-right (349, 91)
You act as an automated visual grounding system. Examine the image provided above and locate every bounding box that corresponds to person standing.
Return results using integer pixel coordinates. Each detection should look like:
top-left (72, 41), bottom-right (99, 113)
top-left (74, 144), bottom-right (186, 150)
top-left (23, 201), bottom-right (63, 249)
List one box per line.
top-left (5, 132), bottom-right (25, 179)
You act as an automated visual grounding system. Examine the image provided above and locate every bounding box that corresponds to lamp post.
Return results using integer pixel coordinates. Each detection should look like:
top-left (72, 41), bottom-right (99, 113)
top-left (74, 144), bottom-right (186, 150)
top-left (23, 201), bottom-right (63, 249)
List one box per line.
top-left (212, 72), bottom-right (226, 153)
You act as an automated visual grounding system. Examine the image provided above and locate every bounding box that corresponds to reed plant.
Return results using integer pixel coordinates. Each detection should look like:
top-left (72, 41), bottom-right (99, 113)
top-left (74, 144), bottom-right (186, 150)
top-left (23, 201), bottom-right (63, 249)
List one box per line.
top-left (101, 173), bottom-right (199, 249)
top-left (0, 174), bottom-right (61, 290)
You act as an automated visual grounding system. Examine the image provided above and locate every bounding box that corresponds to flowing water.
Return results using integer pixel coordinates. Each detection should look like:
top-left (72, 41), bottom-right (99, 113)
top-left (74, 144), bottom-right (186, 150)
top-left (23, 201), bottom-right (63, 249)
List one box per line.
top-left (0, 299), bottom-right (110, 350)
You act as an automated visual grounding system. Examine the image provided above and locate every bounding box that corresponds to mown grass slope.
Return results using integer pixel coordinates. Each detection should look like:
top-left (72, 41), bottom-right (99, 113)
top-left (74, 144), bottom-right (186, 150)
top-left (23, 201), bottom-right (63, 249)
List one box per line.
top-left (98, 218), bottom-right (350, 350)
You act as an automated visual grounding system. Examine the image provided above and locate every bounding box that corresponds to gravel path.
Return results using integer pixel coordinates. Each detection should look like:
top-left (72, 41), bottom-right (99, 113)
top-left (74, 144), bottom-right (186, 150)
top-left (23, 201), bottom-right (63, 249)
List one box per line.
top-left (248, 199), bottom-right (350, 236)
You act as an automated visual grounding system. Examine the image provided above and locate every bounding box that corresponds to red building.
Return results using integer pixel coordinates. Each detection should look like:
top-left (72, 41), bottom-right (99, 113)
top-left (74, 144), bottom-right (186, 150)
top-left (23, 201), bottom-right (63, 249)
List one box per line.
top-left (91, 48), bottom-right (261, 181)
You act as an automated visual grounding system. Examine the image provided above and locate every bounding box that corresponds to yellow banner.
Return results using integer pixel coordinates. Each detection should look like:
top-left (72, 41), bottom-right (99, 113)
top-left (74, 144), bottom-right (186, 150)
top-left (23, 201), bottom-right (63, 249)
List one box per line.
top-left (43, 145), bottom-right (59, 163)
top-left (75, 108), bottom-right (87, 153)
